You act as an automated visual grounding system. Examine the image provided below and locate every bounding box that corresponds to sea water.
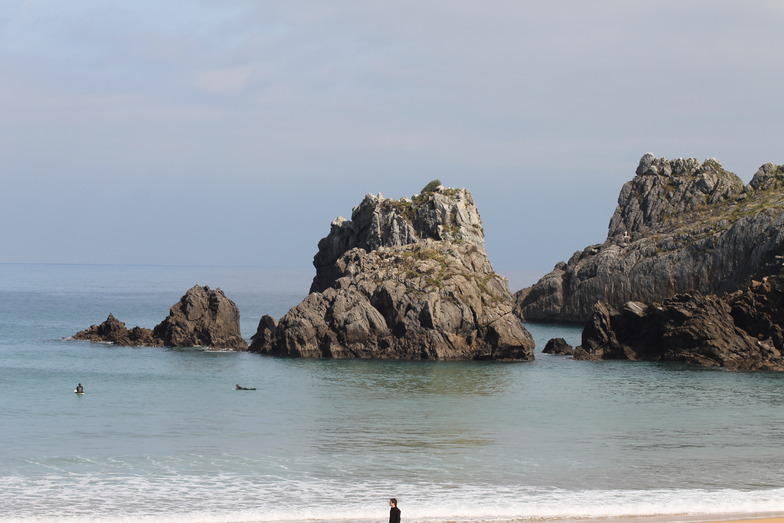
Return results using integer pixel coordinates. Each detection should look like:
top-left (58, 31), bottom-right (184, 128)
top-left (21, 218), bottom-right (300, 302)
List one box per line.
top-left (0, 264), bottom-right (782, 523)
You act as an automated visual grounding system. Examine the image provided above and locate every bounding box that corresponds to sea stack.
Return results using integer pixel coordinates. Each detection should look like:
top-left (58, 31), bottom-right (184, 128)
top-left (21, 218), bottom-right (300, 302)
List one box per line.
top-left (250, 183), bottom-right (534, 360)
top-left (516, 153), bottom-right (784, 323)
top-left (73, 285), bottom-right (248, 351)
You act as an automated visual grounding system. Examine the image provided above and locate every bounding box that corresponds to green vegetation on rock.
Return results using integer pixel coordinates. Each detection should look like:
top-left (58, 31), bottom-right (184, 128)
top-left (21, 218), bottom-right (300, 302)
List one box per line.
top-left (421, 179), bottom-right (442, 194)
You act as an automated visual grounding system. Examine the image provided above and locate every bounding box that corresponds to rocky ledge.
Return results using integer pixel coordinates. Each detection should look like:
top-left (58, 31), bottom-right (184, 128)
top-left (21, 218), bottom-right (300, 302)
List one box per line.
top-left (516, 153), bottom-right (784, 323)
top-left (575, 268), bottom-right (784, 371)
top-left (250, 184), bottom-right (534, 360)
top-left (73, 285), bottom-right (247, 351)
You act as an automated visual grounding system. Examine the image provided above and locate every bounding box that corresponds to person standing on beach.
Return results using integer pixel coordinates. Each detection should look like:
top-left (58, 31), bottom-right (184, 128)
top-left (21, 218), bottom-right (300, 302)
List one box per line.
top-left (389, 498), bottom-right (401, 523)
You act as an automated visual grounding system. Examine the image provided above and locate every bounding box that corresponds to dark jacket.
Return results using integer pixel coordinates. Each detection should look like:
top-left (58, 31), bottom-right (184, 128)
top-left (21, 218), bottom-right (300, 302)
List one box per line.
top-left (389, 506), bottom-right (401, 523)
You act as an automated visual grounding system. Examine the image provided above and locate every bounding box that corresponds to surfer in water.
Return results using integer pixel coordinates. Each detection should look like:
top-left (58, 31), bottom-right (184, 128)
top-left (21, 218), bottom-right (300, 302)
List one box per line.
top-left (235, 384), bottom-right (256, 390)
top-left (75, 383), bottom-right (84, 394)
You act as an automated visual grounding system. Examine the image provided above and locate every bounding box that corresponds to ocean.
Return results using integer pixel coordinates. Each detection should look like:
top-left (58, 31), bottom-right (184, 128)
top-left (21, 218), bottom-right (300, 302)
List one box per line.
top-left (1, 264), bottom-right (782, 523)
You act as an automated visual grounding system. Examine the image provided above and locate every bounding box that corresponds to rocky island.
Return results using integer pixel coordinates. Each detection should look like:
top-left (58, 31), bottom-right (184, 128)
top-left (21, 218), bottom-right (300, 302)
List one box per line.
top-left (73, 285), bottom-right (248, 351)
top-left (250, 183), bottom-right (535, 360)
top-left (517, 153), bottom-right (784, 323)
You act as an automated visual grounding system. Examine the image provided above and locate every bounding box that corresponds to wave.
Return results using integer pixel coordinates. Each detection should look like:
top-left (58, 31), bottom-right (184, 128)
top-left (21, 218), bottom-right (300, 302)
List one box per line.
top-left (1, 474), bottom-right (783, 523)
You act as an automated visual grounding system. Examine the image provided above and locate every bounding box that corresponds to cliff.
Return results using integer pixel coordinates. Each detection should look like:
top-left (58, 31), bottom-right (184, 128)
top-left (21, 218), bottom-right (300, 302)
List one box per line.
top-left (73, 285), bottom-right (248, 351)
top-left (250, 184), bottom-right (534, 360)
top-left (516, 153), bottom-right (784, 322)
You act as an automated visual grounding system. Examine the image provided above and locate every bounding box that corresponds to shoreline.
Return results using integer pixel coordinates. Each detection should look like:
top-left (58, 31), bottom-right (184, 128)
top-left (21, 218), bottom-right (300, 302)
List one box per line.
top-left (504, 515), bottom-right (784, 523)
top-left (549, 515), bottom-right (784, 523)
top-left (229, 514), bottom-right (784, 523)
top-left (377, 515), bottom-right (782, 523)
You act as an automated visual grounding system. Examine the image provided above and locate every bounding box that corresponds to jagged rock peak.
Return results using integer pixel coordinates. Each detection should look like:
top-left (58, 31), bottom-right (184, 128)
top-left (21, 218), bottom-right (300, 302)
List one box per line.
top-left (311, 185), bottom-right (485, 293)
top-left (749, 162), bottom-right (784, 191)
top-left (609, 153), bottom-right (745, 240)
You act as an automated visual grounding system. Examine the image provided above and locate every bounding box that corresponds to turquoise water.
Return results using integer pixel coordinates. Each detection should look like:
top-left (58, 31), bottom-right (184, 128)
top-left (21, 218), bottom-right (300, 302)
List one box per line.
top-left (1, 264), bottom-right (783, 522)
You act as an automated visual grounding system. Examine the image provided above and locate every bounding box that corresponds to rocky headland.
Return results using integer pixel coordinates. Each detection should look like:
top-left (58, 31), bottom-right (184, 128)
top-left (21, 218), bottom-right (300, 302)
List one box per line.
top-left (73, 285), bottom-right (248, 351)
top-left (575, 268), bottom-right (784, 371)
top-left (516, 153), bottom-right (784, 323)
top-left (250, 184), bottom-right (534, 360)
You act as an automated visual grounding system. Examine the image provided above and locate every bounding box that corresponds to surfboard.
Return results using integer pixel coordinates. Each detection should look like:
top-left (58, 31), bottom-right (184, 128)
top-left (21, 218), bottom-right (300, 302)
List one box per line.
top-left (74, 389), bottom-right (84, 394)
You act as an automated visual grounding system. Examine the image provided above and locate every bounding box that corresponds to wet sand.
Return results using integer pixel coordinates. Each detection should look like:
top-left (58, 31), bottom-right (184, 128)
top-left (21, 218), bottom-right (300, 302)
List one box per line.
top-left (237, 515), bottom-right (784, 523)
top-left (399, 515), bottom-right (784, 523)
top-left (547, 515), bottom-right (784, 523)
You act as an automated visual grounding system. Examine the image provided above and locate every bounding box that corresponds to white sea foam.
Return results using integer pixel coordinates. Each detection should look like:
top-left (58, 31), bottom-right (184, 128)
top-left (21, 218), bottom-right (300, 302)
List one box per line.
top-left (1, 473), bottom-right (783, 523)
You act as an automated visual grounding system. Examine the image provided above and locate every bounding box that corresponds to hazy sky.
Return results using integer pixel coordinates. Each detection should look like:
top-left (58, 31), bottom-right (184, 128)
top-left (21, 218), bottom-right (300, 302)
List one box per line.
top-left (2, 1), bottom-right (783, 287)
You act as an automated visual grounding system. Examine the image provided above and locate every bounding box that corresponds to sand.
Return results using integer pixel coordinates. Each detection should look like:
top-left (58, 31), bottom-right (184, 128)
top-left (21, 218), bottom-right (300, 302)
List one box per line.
top-left (557, 515), bottom-right (784, 523)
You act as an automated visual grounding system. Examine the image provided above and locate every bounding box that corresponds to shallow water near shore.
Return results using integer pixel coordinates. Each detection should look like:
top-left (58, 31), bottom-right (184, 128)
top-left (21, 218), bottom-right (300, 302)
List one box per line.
top-left (1, 264), bottom-right (783, 522)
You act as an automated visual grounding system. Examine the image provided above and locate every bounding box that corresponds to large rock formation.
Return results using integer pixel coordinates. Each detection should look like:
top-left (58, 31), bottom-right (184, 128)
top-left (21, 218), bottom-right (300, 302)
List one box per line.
top-left (517, 153), bottom-right (784, 323)
top-left (73, 285), bottom-right (248, 351)
top-left (251, 185), bottom-right (534, 360)
top-left (574, 269), bottom-right (784, 371)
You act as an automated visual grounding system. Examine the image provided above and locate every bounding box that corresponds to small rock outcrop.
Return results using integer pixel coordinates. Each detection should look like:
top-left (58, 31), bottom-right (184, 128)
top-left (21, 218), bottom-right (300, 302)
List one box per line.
top-left (574, 271), bottom-right (784, 371)
top-left (73, 286), bottom-right (247, 351)
top-left (542, 337), bottom-right (573, 355)
top-left (152, 285), bottom-right (247, 349)
top-left (72, 314), bottom-right (159, 346)
top-left (251, 185), bottom-right (534, 360)
top-left (517, 153), bottom-right (784, 322)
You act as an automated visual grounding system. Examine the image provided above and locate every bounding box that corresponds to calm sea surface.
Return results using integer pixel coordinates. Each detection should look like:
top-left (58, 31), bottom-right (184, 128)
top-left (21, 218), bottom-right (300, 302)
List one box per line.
top-left (1, 264), bottom-right (782, 523)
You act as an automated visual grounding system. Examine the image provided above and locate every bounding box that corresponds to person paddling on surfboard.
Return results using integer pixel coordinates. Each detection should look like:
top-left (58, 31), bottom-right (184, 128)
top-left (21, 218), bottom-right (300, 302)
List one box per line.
top-left (75, 383), bottom-right (84, 394)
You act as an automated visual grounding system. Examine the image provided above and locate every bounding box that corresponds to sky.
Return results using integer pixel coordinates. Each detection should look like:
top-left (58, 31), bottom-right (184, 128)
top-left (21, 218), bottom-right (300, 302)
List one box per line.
top-left (2, 1), bottom-right (783, 288)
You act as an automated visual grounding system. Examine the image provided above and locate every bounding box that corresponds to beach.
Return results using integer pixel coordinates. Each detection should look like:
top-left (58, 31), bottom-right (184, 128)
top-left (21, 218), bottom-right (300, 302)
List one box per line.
top-left (336, 516), bottom-right (784, 523)
top-left (569, 516), bottom-right (784, 523)
top-left (229, 515), bottom-right (784, 523)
